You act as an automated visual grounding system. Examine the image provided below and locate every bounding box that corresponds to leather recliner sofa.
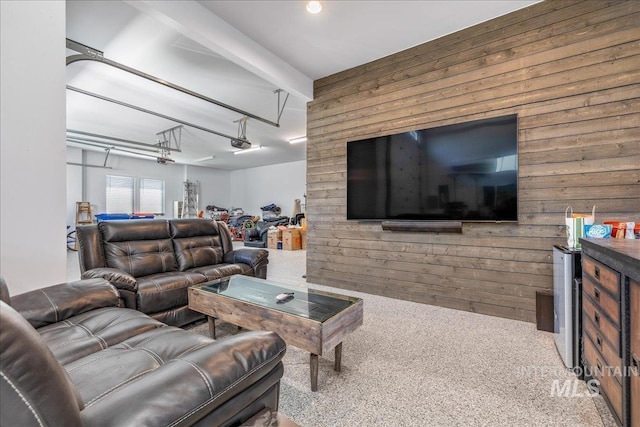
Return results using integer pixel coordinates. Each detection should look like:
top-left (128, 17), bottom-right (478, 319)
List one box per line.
top-left (77, 219), bottom-right (268, 327)
top-left (0, 276), bottom-right (286, 427)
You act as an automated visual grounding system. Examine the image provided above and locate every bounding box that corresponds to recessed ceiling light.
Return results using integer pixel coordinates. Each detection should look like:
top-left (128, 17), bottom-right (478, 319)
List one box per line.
top-left (306, 1), bottom-right (322, 14)
top-left (194, 155), bottom-right (216, 162)
top-left (289, 136), bottom-right (307, 144)
top-left (233, 146), bottom-right (263, 155)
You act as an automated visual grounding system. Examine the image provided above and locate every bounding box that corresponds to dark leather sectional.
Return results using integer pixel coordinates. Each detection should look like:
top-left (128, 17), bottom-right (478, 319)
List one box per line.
top-left (77, 219), bottom-right (268, 327)
top-left (0, 276), bottom-right (286, 426)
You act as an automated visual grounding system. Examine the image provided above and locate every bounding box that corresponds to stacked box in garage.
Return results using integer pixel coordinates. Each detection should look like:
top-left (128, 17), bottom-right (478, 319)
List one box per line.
top-left (281, 228), bottom-right (301, 250)
top-left (300, 229), bottom-right (307, 249)
top-left (267, 229), bottom-right (281, 249)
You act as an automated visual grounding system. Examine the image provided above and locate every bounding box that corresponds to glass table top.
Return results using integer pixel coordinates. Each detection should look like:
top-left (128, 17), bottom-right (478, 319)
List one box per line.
top-left (197, 275), bottom-right (361, 323)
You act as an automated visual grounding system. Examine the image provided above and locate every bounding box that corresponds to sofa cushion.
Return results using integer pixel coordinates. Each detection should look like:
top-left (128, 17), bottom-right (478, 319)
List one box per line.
top-left (11, 279), bottom-right (120, 329)
top-left (170, 218), bottom-right (220, 238)
top-left (37, 307), bottom-right (164, 365)
top-left (100, 219), bottom-right (171, 242)
top-left (64, 326), bottom-right (212, 407)
top-left (99, 220), bottom-right (177, 277)
top-left (69, 329), bottom-right (286, 427)
top-left (173, 236), bottom-right (225, 271)
top-left (103, 239), bottom-right (177, 277)
top-left (171, 219), bottom-right (226, 271)
top-left (189, 263), bottom-right (253, 281)
top-left (136, 271), bottom-right (207, 314)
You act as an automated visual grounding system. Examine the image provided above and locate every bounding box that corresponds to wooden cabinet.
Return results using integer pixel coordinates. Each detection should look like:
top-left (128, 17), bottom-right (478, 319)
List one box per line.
top-left (631, 279), bottom-right (639, 427)
top-left (581, 239), bottom-right (640, 427)
top-left (582, 254), bottom-right (623, 421)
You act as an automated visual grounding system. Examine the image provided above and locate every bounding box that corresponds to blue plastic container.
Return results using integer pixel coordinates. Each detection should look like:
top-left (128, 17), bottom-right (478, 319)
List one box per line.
top-left (95, 213), bottom-right (131, 222)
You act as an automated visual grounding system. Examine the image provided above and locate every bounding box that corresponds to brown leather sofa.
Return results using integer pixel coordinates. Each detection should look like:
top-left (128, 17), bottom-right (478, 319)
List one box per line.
top-left (77, 219), bottom-right (268, 327)
top-left (0, 276), bottom-right (286, 427)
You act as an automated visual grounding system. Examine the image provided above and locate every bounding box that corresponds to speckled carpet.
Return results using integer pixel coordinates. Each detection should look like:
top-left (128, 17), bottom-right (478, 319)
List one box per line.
top-left (68, 247), bottom-right (614, 427)
top-left (186, 247), bottom-right (615, 427)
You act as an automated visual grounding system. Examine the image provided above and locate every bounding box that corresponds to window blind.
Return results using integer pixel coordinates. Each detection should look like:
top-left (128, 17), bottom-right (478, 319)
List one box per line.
top-left (139, 178), bottom-right (165, 214)
top-left (106, 175), bottom-right (134, 213)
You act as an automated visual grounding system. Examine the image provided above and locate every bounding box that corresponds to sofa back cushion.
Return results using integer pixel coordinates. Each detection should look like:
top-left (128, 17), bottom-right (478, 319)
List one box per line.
top-left (76, 224), bottom-right (107, 272)
top-left (0, 301), bottom-right (83, 427)
top-left (100, 220), bottom-right (177, 277)
top-left (0, 275), bottom-right (10, 305)
top-left (170, 219), bottom-right (225, 271)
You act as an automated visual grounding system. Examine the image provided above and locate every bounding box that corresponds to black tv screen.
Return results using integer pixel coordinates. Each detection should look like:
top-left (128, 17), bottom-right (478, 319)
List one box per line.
top-left (347, 114), bottom-right (518, 222)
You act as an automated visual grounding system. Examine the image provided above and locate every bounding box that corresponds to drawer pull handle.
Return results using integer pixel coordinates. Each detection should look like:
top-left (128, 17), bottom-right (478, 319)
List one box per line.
top-left (594, 312), bottom-right (600, 326)
top-left (594, 266), bottom-right (600, 280)
top-left (596, 335), bottom-right (603, 350)
top-left (594, 288), bottom-right (600, 302)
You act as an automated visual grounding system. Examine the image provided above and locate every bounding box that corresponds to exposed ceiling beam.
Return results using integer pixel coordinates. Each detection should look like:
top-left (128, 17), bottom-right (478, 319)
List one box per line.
top-left (125, 0), bottom-right (313, 101)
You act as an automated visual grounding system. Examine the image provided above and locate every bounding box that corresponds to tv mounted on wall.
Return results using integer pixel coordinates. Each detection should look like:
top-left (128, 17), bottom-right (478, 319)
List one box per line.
top-left (347, 114), bottom-right (518, 222)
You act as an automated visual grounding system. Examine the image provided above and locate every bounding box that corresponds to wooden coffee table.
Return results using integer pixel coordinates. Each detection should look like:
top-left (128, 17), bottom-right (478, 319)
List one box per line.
top-left (188, 275), bottom-right (363, 391)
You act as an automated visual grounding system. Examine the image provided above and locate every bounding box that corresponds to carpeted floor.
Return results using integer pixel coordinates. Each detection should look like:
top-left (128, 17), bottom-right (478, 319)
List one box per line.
top-left (67, 246), bottom-right (615, 427)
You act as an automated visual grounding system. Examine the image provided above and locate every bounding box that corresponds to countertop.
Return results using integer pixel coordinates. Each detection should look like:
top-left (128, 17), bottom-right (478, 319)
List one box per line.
top-left (580, 238), bottom-right (640, 282)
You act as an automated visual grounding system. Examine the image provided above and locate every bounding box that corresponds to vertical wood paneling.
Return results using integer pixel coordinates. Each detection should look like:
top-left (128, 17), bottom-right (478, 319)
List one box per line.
top-left (306, 0), bottom-right (640, 322)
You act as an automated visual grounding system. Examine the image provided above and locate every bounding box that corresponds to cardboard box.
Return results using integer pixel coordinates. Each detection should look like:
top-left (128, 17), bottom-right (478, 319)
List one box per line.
top-left (300, 229), bottom-right (307, 250)
top-left (281, 228), bottom-right (301, 250)
top-left (267, 229), bottom-right (281, 249)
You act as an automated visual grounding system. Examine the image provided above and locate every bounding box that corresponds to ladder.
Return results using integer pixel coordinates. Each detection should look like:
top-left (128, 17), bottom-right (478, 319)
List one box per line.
top-left (182, 181), bottom-right (199, 218)
top-left (75, 202), bottom-right (93, 225)
top-left (71, 202), bottom-right (93, 250)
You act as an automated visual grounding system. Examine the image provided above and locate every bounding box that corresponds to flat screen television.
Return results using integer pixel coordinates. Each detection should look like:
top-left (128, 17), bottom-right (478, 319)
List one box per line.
top-left (347, 114), bottom-right (518, 222)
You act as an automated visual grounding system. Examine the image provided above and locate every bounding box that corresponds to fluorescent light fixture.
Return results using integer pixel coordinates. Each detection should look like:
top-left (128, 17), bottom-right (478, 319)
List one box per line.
top-left (289, 136), bottom-right (307, 144)
top-left (233, 146), bottom-right (262, 155)
top-left (194, 155), bottom-right (216, 162)
top-left (306, 1), bottom-right (322, 13)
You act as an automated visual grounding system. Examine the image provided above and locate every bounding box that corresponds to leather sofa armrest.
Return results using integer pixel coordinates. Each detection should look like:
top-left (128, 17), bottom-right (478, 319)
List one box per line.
top-left (11, 279), bottom-right (120, 329)
top-left (223, 248), bottom-right (268, 268)
top-left (81, 267), bottom-right (137, 292)
top-left (78, 331), bottom-right (286, 427)
top-left (224, 248), bottom-right (269, 278)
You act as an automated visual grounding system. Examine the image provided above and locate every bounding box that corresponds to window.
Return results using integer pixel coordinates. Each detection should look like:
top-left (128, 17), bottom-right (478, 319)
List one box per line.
top-left (105, 175), bottom-right (165, 214)
top-left (106, 175), bottom-right (133, 213)
top-left (139, 178), bottom-right (165, 214)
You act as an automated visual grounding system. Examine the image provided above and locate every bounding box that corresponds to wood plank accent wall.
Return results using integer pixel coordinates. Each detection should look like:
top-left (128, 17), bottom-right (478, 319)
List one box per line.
top-left (305, 0), bottom-right (640, 322)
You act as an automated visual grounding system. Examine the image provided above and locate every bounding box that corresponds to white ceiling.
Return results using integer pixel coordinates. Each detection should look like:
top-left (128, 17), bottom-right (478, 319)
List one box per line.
top-left (66, 0), bottom-right (538, 170)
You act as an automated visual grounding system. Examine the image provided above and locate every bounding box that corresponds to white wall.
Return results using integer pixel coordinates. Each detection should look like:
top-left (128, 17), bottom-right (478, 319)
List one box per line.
top-left (184, 164), bottom-right (232, 214)
top-left (67, 148), bottom-right (84, 226)
top-left (0, 2), bottom-right (305, 297)
top-left (66, 147), bottom-right (233, 223)
top-left (230, 160), bottom-right (307, 218)
top-left (1, 1), bottom-right (67, 294)
top-left (67, 151), bottom-right (305, 223)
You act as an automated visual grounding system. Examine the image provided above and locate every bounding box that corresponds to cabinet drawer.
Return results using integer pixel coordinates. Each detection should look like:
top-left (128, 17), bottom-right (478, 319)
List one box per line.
top-left (631, 279), bottom-right (640, 359)
top-left (583, 276), bottom-right (620, 327)
top-left (583, 255), bottom-right (620, 297)
top-left (584, 334), bottom-right (623, 422)
top-left (631, 279), bottom-right (640, 427)
top-left (632, 372), bottom-right (639, 427)
top-left (583, 315), bottom-right (622, 385)
top-left (582, 296), bottom-right (620, 356)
